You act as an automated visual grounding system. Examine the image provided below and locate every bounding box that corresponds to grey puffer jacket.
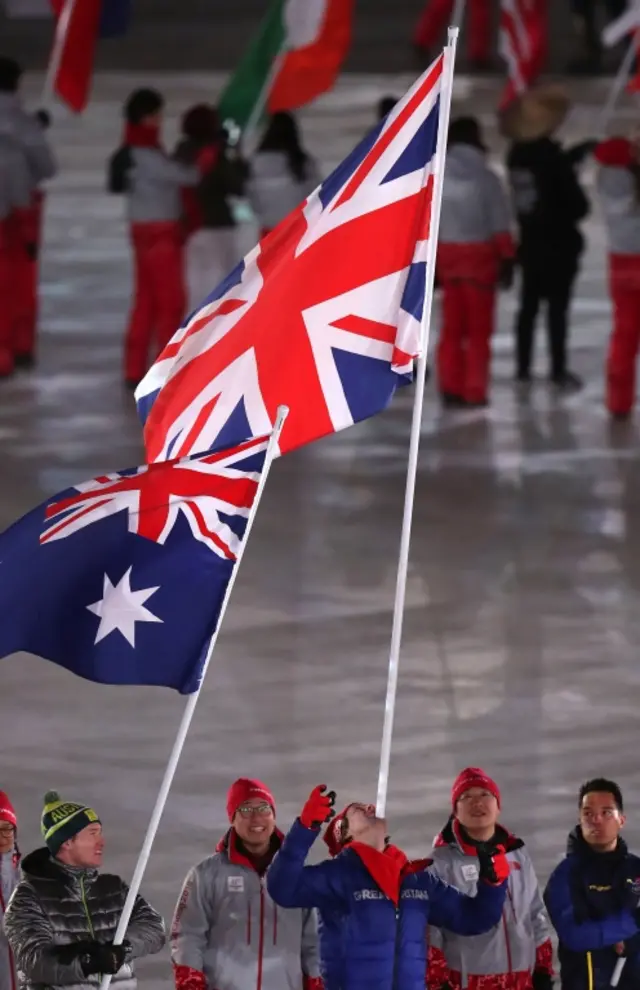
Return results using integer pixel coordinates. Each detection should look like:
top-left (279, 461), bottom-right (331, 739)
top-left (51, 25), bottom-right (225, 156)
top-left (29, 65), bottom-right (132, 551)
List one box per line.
top-left (439, 145), bottom-right (512, 246)
top-left (3, 847), bottom-right (165, 990)
top-left (428, 818), bottom-right (552, 989)
top-left (0, 135), bottom-right (31, 221)
top-left (0, 850), bottom-right (20, 990)
top-left (0, 93), bottom-right (56, 188)
top-left (171, 828), bottom-right (320, 990)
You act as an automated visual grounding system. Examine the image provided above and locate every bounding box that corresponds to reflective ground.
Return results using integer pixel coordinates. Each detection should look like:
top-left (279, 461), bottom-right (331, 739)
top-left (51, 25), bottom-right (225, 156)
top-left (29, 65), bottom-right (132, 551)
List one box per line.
top-left (2, 72), bottom-right (640, 983)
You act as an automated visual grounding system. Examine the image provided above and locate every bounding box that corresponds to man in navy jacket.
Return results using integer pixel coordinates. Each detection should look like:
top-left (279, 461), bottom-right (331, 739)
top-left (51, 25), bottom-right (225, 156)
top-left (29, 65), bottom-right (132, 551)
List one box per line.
top-left (267, 786), bottom-right (509, 990)
top-left (544, 778), bottom-right (640, 990)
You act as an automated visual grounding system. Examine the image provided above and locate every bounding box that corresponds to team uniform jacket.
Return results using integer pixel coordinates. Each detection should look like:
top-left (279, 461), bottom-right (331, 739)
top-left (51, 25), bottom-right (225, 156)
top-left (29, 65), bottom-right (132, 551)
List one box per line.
top-left (437, 144), bottom-right (515, 285)
top-left (124, 148), bottom-right (198, 223)
top-left (0, 135), bottom-right (31, 221)
top-left (427, 819), bottom-right (553, 990)
top-left (267, 818), bottom-right (507, 990)
top-left (0, 849), bottom-right (20, 990)
top-left (0, 93), bottom-right (56, 191)
top-left (594, 138), bottom-right (640, 256)
top-left (544, 828), bottom-right (640, 990)
top-left (171, 828), bottom-right (320, 990)
top-left (3, 847), bottom-right (165, 990)
top-left (246, 151), bottom-right (319, 231)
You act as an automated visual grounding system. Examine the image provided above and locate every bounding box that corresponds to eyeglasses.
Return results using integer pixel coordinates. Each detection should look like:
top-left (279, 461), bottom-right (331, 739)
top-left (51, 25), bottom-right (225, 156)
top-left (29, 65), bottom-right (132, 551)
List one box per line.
top-left (236, 803), bottom-right (273, 817)
top-left (0, 825), bottom-right (16, 837)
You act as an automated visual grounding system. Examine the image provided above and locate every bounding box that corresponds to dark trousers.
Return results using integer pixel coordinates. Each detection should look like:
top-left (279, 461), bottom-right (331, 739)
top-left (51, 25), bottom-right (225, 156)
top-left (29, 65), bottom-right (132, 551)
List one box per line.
top-left (571, 0), bottom-right (626, 57)
top-left (515, 252), bottom-right (580, 380)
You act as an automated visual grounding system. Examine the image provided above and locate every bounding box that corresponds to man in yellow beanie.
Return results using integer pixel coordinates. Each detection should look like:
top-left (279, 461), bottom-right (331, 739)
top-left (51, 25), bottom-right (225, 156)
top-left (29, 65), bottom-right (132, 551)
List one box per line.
top-left (4, 791), bottom-right (165, 990)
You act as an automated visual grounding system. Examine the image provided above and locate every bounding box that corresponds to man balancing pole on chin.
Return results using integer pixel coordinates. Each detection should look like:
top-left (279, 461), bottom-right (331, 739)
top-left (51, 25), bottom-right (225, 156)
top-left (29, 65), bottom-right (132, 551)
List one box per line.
top-left (267, 786), bottom-right (511, 990)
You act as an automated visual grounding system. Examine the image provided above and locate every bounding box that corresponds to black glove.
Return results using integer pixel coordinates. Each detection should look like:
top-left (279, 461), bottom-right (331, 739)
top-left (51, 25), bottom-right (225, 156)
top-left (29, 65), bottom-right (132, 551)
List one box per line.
top-left (476, 842), bottom-right (510, 885)
top-left (35, 108), bottom-right (51, 129)
top-left (80, 941), bottom-right (128, 976)
top-left (532, 971), bottom-right (554, 990)
top-left (51, 940), bottom-right (98, 966)
top-left (498, 257), bottom-right (515, 291)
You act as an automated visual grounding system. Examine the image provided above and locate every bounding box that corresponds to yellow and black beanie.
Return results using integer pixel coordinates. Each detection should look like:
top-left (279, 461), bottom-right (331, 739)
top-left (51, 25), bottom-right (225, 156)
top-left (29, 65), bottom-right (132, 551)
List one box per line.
top-left (41, 791), bottom-right (100, 855)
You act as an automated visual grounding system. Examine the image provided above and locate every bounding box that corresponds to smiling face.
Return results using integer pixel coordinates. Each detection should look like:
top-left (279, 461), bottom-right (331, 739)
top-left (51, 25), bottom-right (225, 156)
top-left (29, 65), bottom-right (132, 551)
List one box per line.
top-left (456, 787), bottom-right (500, 839)
top-left (580, 791), bottom-right (625, 852)
top-left (58, 823), bottom-right (105, 869)
top-left (343, 803), bottom-right (386, 848)
top-left (233, 798), bottom-right (275, 854)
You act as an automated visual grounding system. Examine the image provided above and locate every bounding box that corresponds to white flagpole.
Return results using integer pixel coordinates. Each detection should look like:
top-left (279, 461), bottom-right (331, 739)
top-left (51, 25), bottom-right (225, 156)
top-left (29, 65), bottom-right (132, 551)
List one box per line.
top-left (41, 0), bottom-right (78, 109)
top-left (375, 28), bottom-right (458, 818)
top-left (237, 46), bottom-right (287, 157)
top-left (452, 0), bottom-right (466, 30)
top-left (98, 405), bottom-right (289, 990)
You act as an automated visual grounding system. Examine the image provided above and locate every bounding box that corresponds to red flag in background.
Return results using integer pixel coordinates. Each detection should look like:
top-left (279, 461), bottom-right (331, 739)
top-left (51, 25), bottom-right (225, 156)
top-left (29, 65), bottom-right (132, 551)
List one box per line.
top-left (47, 0), bottom-right (132, 112)
top-left (499, 0), bottom-right (548, 108)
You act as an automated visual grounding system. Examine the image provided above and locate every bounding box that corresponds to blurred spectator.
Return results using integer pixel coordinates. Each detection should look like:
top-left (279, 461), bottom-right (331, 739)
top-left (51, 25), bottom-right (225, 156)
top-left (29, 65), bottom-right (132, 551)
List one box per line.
top-left (174, 103), bottom-right (248, 312)
top-left (568, 0), bottom-right (626, 74)
top-left (413, 0), bottom-right (492, 71)
top-left (247, 111), bottom-right (320, 238)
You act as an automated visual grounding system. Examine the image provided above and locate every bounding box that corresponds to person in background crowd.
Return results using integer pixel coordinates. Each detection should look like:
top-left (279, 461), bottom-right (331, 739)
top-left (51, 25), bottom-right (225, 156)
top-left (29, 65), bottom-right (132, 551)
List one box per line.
top-left (413, 0), bottom-right (492, 70)
top-left (0, 56), bottom-right (56, 372)
top-left (107, 87), bottom-right (198, 388)
top-left (174, 103), bottom-right (248, 312)
top-left (544, 778), bottom-right (640, 990)
top-left (4, 790), bottom-right (164, 990)
top-left (171, 777), bottom-right (321, 990)
top-left (503, 85), bottom-right (591, 391)
top-left (0, 127), bottom-right (32, 378)
top-left (377, 96), bottom-right (397, 122)
top-left (267, 785), bottom-right (510, 990)
top-left (436, 116), bottom-right (515, 408)
top-left (0, 791), bottom-right (19, 990)
top-left (568, 0), bottom-right (626, 74)
top-left (593, 133), bottom-right (640, 420)
top-left (247, 111), bottom-right (320, 238)
top-left (428, 767), bottom-right (554, 990)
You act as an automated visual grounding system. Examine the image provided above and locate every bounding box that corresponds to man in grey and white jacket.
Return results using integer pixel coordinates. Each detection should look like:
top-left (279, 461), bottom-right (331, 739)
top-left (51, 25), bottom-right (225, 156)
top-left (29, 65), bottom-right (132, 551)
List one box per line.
top-left (4, 790), bottom-right (165, 990)
top-left (171, 777), bottom-right (321, 990)
top-left (427, 767), bottom-right (554, 990)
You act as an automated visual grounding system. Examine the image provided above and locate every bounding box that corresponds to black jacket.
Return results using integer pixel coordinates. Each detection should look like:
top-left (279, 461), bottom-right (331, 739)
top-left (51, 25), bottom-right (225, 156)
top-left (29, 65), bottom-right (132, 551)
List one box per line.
top-left (174, 139), bottom-right (248, 228)
top-left (507, 137), bottom-right (590, 259)
top-left (544, 828), bottom-right (640, 990)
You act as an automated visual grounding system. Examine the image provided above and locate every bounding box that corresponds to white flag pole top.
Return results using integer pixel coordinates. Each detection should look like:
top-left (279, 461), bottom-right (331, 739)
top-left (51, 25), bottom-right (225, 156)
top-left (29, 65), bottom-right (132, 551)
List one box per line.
top-left (375, 28), bottom-right (459, 819)
top-left (98, 406), bottom-right (289, 990)
top-left (452, 0), bottom-right (467, 30)
top-left (41, 0), bottom-right (78, 110)
top-left (603, 1), bottom-right (640, 48)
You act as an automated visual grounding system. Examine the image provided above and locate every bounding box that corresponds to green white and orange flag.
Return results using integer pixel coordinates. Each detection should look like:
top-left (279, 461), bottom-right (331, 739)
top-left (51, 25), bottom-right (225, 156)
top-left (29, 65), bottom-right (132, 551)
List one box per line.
top-left (219, 0), bottom-right (353, 131)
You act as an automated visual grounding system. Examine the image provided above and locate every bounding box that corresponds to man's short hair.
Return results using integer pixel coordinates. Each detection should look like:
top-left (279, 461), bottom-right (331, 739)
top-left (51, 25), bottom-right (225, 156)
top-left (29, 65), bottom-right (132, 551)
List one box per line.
top-left (579, 778), bottom-right (624, 811)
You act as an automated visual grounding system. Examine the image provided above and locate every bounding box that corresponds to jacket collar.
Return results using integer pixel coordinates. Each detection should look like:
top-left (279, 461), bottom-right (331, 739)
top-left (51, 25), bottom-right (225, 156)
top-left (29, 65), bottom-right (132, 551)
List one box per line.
top-left (21, 846), bottom-right (98, 884)
top-left (216, 828), bottom-right (283, 871)
top-left (434, 815), bottom-right (524, 855)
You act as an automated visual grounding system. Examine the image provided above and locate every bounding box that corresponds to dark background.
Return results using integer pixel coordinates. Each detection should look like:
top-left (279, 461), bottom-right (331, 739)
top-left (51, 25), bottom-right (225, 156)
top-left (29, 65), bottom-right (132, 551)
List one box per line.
top-left (0, 0), bottom-right (615, 74)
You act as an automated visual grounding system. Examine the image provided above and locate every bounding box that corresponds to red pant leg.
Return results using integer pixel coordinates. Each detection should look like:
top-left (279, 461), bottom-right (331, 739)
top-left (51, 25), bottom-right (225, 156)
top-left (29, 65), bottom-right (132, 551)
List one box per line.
top-left (438, 280), bottom-right (466, 397)
top-left (414, 0), bottom-right (453, 49)
top-left (468, 0), bottom-right (492, 62)
top-left (12, 198), bottom-right (42, 357)
top-left (463, 282), bottom-right (496, 403)
top-left (607, 283), bottom-right (640, 416)
top-left (124, 224), bottom-right (156, 383)
top-left (0, 220), bottom-right (15, 374)
top-left (145, 222), bottom-right (186, 356)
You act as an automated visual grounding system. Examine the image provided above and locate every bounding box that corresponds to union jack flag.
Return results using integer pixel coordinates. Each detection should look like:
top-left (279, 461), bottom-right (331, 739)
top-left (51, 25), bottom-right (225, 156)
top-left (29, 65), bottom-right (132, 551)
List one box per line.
top-left (499, 0), bottom-right (547, 108)
top-left (136, 54), bottom-right (444, 461)
top-left (0, 436), bottom-right (268, 693)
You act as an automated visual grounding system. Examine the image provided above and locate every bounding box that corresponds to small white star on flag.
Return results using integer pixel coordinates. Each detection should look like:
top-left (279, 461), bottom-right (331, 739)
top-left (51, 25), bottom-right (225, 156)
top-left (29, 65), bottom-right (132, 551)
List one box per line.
top-left (87, 568), bottom-right (163, 647)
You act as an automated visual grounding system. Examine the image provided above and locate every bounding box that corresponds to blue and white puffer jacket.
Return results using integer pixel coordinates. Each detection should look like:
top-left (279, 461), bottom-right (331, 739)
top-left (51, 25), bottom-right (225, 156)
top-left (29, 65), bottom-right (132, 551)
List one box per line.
top-left (267, 819), bottom-right (507, 990)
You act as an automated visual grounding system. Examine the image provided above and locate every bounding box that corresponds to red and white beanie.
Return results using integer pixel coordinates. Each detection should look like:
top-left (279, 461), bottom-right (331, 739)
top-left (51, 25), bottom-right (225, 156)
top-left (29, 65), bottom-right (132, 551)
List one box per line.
top-left (226, 778), bottom-right (276, 822)
top-left (451, 768), bottom-right (501, 810)
top-left (0, 791), bottom-right (17, 828)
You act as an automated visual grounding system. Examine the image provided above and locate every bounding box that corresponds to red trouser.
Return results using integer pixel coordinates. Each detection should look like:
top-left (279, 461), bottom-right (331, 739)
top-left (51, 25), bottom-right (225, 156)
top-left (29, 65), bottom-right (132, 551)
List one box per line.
top-left (10, 194), bottom-right (43, 359)
top-left (606, 253), bottom-right (640, 415)
top-left (414, 0), bottom-right (491, 61)
top-left (124, 221), bottom-right (186, 383)
top-left (437, 280), bottom-right (496, 403)
top-left (0, 217), bottom-right (16, 374)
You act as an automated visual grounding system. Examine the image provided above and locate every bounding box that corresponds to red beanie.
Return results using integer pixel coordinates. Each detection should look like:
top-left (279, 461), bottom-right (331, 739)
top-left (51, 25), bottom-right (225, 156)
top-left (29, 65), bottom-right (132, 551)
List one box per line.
top-left (451, 768), bottom-right (500, 810)
top-left (323, 805), bottom-right (352, 857)
top-left (0, 791), bottom-right (17, 828)
top-left (226, 778), bottom-right (276, 822)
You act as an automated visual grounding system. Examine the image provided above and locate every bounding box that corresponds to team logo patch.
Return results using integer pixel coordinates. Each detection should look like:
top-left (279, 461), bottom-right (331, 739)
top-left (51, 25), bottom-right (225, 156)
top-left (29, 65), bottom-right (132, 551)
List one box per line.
top-left (228, 876), bottom-right (245, 892)
top-left (462, 864), bottom-right (479, 882)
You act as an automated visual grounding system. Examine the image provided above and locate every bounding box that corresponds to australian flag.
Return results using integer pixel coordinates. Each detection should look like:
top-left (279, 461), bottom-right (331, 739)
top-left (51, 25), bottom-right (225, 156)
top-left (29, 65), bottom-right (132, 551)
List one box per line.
top-left (0, 435), bottom-right (268, 694)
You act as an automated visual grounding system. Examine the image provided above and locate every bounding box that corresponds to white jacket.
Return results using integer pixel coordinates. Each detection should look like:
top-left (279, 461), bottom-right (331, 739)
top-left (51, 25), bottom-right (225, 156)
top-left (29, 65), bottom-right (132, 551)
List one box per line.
top-left (247, 151), bottom-right (319, 230)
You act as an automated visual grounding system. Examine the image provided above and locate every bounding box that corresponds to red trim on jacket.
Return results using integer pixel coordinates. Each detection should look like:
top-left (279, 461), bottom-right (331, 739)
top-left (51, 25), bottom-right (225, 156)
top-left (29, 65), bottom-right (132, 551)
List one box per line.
top-left (303, 978), bottom-right (324, 990)
top-left (173, 964), bottom-right (207, 990)
top-left (535, 938), bottom-right (553, 976)
top-left (124, 122), bottom-right (161, 148)
top-left (427, 944), bottom-right (449, 990)
top-left (215, 827), bottom-right (284, 872)
top-left (349, 842), bottom-right (408, 905)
